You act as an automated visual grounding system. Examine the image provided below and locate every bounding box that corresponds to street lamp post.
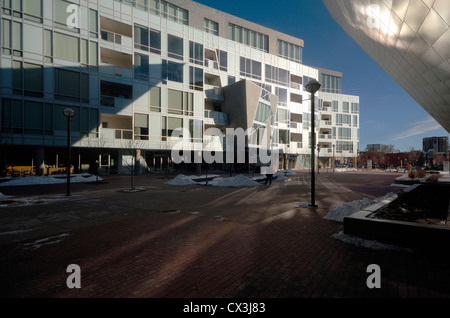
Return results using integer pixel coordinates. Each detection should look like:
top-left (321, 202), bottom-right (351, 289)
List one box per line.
top-left (317, 144), bottom-right (321, 174)
top-left (305, 79), bottom-right (321, 208)
top-left (63, 108), bottom-right (75, 196)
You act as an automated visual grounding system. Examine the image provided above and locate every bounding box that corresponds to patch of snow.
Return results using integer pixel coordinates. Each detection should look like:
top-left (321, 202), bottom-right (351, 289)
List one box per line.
top-left (332, 231), bottom-right (414, 252)
top-left (0, 174), bottom-right (102, 186)
top-left (323, 193), bottom-right (396, 222)
top-left (334, 168), bottom-right (357, 172)
top-left (22, 233), bottom-right (70, 250)
top-left (209, 174), bottom-right (261, 187)
top-left (166, 174), bottom-right (198, 186)
top-left (0, 192), bottom-right (11, 199)
top-left (0, 229), bottom-right (34, 236)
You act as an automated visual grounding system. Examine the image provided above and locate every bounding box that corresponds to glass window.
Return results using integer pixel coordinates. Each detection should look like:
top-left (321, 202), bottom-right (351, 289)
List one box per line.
top-left (204, 18), bottom-right (218, 35)
top-left (189, 66), bottom-right (203, 91)
top-left (277, 40), bottom-right (302, 63)
top-left (89, 9), bottom-right (98, 35)
top-left (53, 0), bottom-right (79, 32)
top-left (24, 63), bottom-right (43, 97)
top-left (217, 49), bottom-right (227, 71)
top-left (163, 60), bottom-right (183, 83)
top-left (12, 21), bottom-right (22, 51)
top-left (24, 101), bottom-right (43, 134)
top-left (168, 89), bottom-right (183, 115)
top-left (1, 99), bottom-right (12, 133)
top-left (134, 53), bottom-right (149, 79)
top-left (89, 41), bottom-right (98, 66)
top-left (134, 24), bottom-right (149, 50)
top-left (167, 117), bottom-right (183, 136)
top-left (342, 102), bottom-right (349, 113)
top-left (189, 41), bottom-right (203, 65)
top-left (240, 57), bottom-right (261, 80)
top-left (13, 61), bottom-right (23, 91)
top-left (150, 29), bottom-right (161, 54)
top-left (54, 32), bottom-right (79, 62)
top-left (13, 100), bottom-right (23, 132)
top-left (168, 34), bottom-right (183, 60)
top-left (23, 0), bottom-right (42, 22)
top-left (150, 86), bottom-right (161, 112)
top-left (54, 69), bottom-right (81, 102)
top-left (134, 113), bottom-right (149, 140)
top-left (2, 19), bottom-right (11, 53)
top-left (229, 23), bottom-right (268, 52)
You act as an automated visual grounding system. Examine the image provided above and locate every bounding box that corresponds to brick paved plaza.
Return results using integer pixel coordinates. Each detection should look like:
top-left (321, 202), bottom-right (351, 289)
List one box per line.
top-left (1, 171), bottom-right (450, 299)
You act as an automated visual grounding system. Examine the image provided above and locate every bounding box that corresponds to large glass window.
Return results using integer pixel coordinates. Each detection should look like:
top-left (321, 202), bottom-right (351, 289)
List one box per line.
top-left (266, 65), bottom-right (289, 86)
top-left (54, 32), bottom-right (79, 63)
top-left (168, 34), bottom-right (183, 60)
top-left (335, 114), bottom-right (351, 126)
top-left (229, 23), bottom-right (268, 52)
top-left (24, 63), bottom-right (43, 97)
top-left (24, 101), bottom-right (43, 135)
top-left (162, 60), bottom-right (183, 83)
top-left (338, 127), bottom-right (352, 140)
top-left (53, 0), bottom-right (79, 32)
top-left (134, 24), bottom-right (161, 54)
top-left (240, 57), bottom-right (261, 80)
top-left (23, 0), bottom-right (42, 23)
top-left (167, 89), bottom-right (193, 115)
top-left (55, 69), bottom-right (89, 103)
top-left (277, 40), bottom-right (302, 63)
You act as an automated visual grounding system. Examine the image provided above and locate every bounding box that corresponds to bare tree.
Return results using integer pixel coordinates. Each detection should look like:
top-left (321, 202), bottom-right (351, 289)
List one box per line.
top-left (121, 139), bottom-right (146, 191)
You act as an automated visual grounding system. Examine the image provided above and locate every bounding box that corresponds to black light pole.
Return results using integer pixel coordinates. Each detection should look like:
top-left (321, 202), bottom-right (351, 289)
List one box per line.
top-left (305, 79), bottom-right (321, 208)
top-left (63, 108), bottom-right (75, 196)
top-left (317, 144), bottom-right (321, 174)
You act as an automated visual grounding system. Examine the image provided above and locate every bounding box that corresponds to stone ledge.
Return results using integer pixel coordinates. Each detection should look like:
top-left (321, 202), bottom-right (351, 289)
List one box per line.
top-left (344, 192), bottom-right (450, 251)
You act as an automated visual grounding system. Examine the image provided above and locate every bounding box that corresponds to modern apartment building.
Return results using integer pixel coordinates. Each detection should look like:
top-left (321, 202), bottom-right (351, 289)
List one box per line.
top-left (0, 0), bottom-right (359, 175)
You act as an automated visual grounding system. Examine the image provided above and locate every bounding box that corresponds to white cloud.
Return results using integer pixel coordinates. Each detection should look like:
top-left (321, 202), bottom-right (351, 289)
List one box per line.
top-left (393, 118), bottom-right (442, 140)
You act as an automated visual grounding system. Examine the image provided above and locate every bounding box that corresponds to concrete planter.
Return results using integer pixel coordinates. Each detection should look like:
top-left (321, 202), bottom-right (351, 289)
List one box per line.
top-left (344, 188), bottom-right (450, 251)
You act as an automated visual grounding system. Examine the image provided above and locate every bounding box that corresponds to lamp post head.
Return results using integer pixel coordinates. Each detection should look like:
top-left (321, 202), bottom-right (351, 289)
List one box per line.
top-left (305, 79), bottom-right (321, 94)
top-left (63, 108), bottom-right (75, 118)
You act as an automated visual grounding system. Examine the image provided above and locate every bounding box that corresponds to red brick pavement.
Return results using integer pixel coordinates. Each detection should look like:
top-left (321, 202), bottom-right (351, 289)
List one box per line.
top-left (1, 171), bottom-right (450, 299)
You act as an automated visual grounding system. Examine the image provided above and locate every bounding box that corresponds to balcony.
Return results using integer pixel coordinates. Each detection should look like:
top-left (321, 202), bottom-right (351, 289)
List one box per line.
top-left (204, 110), bottom-right (229, 126)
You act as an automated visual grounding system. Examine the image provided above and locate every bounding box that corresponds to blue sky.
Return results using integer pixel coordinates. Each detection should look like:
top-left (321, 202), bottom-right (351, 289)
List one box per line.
top-left (194, 0), bottom-right (449, 152)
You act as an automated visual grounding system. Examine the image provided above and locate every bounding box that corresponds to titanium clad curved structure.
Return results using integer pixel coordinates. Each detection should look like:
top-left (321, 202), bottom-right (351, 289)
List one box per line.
top-left (323, 0), bottom-right (450, 132)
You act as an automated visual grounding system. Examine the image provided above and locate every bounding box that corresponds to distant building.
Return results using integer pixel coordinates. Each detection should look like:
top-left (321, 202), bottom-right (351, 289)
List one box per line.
top-left (423, 137), bottom-right (449, 154)
top-left (366, 144), bottom-right (394, 153)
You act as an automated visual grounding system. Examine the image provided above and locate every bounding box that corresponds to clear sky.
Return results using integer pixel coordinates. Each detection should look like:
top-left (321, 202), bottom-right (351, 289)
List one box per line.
top-left (194, 0), bottom-right (449, 152)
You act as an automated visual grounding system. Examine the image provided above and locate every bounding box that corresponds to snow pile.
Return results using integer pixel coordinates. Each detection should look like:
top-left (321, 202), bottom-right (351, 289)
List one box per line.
top-left (323, 198), bottom-right (373, 222)
top-left (166, 174), bottom-right (198, 186)
top-left (283, 169), bottom-right (297, 176)
top-left (0, 174), bottom-right (102, 186)
top-left (209, 174), bottom-right (261, 187)
top-left (323, 192), bottom-right (396, 222)
top-left (189, 174), bottom-right (220, 180)
top-left (0, 192), bottom-right (10, 199)
top-left (334, 167), bottom-right (357, 172)
top-left (332, 231), bottom-right (414, 252)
